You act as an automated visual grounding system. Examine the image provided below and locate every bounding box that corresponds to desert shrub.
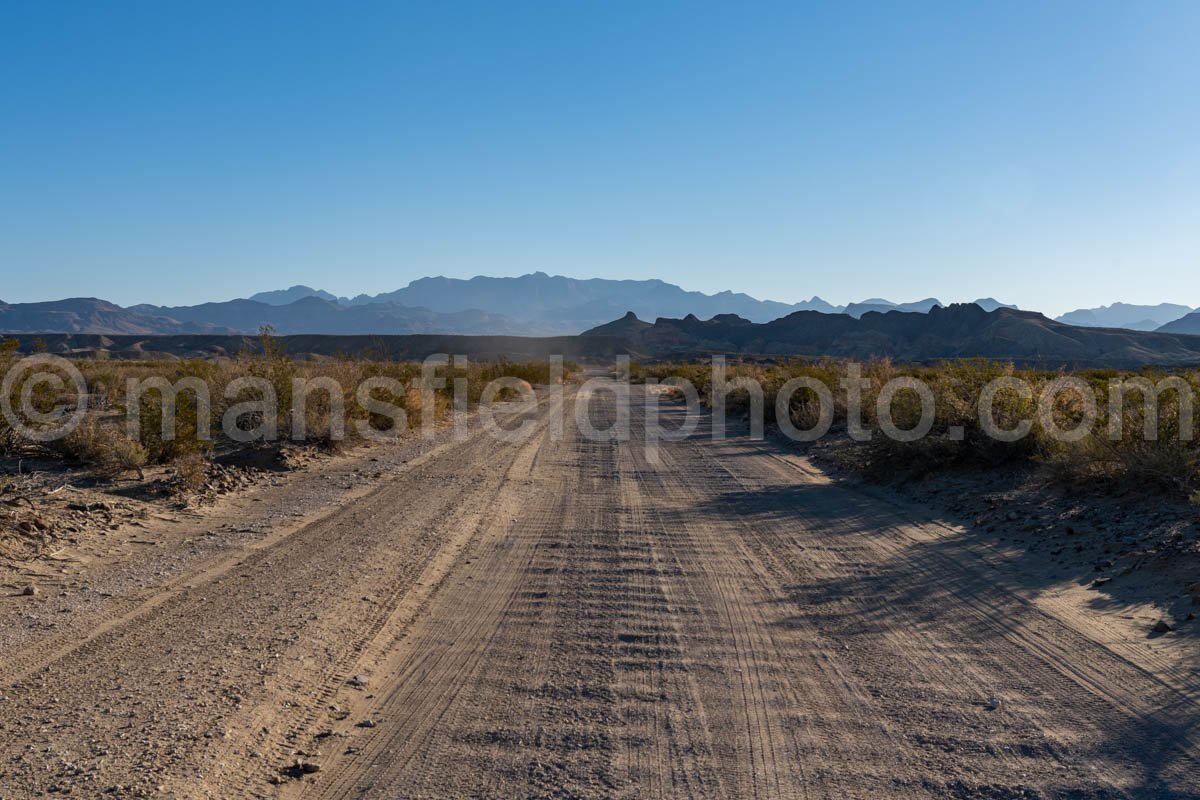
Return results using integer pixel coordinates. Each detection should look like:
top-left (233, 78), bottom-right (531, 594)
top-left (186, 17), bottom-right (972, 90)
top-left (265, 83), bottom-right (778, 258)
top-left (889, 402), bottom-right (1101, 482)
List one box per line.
top-left (2, 352), bottom-right (575, 473)
top-left (642, 357), bottom-right (1200, 495)
top-left (171, 452), bottom-right (210, 495)
top-left (53, 417), bottom-right (148, 476)
top-left (1115, 439), bottom-right (1196, 492)
top-left (860, 434), bottom-right (968, 481)
top-left (244, 327), bottom-right (298, 437)
top-left (133, 384), bottom-right (211, 463)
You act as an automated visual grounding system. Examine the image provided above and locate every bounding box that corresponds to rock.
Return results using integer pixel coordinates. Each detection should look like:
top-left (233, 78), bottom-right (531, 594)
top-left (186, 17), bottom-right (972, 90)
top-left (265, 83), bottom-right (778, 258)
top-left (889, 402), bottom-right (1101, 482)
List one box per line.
top-left (1090, 577), bottom-right (1112, 588)
top-left (347, 675), bottom-right (368, 689)
top-left (986, 696), bottom-right (1002, 711)
top-left (295, 759), bottom-right (321, 774)
top-left (22, 585), bottom-right (38, 597)
top-left (1152, 620), bottom-right (1174, 634)
top-left (67, 501), bottom-right (111, 512)
top-left (356, 719), bottom-right (376, 728)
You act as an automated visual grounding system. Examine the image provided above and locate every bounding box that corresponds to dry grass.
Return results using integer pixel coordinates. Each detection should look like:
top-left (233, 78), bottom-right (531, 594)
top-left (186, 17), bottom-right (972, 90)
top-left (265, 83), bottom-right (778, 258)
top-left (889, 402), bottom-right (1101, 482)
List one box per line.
top-left (634, 358), bottom-right (1200, 497)
top-left (53, 416), bottom-right (148, 477)
top-left (2, 346), bottom-right (571, 478)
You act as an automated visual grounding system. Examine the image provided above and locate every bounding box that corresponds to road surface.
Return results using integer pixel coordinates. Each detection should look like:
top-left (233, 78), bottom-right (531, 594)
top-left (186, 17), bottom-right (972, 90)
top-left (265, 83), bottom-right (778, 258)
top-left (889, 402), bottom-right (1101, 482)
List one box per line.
top-left (0, 382), bottom-right (1196, 799)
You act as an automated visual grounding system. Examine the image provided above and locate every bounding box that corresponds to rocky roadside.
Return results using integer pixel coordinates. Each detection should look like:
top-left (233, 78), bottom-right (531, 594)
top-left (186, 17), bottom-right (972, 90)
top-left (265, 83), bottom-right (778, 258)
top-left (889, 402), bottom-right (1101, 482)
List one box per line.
top-left (799, 435), bottom-right (1200, 686)
top-left (0, 428), bottom-right (453, 684)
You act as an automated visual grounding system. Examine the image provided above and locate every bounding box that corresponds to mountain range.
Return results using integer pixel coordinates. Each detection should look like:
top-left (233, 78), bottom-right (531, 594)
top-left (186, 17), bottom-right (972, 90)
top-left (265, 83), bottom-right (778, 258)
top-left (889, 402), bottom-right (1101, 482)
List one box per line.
top-left (582, 305), bottom-right (1200, 367)
top-left (7, 304), bottom-right (1200, 368)
top-left (1, 273), bottom-right (1195, 343)
top-left (249, 275), bottom-right (1016, 324)
top-left (4, 274), bottom-right (1019, 337)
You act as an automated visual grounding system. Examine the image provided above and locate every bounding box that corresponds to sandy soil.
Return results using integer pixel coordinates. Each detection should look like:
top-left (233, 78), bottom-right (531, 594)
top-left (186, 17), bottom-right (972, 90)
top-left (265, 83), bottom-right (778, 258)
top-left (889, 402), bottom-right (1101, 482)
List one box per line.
top-left (0, 382), bottom-right (1197, 799)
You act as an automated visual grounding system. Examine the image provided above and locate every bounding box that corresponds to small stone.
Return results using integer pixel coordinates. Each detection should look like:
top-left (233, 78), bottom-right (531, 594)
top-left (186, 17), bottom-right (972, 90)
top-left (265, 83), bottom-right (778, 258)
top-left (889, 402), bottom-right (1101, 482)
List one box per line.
top-left (347, 675), bottom-right (368, 689)
top-left (357, 719), bottom-right (376, 728)
top-left (22, 585), bottom-right (38, 597)
top-left (1152, 620), bottom-right (1174, 634)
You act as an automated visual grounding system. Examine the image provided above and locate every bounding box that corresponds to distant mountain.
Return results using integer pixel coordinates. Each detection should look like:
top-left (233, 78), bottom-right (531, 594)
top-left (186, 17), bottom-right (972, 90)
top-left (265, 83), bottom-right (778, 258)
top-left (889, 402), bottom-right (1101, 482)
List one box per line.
top-left (583, 305), bottom-right (1200, 367)
top-left (844, 298), bottom-right (942, 318)
top-left (972, 297), bottom-right (1018, 312)
top-left (1157, 311), bottom-right (1200, 335)
top-left (582, 311), bottom-right (654, 338)
top-left (328, 272), bottom-right (1023, 330)
top-left (1055, 302), bottom-right (1194, 332)
top-left (2, 274), bottom-right (1027, 338)
top-left (248, 285), bottom-right (338, 305)
top-left (0, 296), bottom-right (526, 337)
top-left (0, 298), bottom-right (232, 335)
top-left (131, 297), bottom-right (525, 336)
top-left (9, 302), bottom-right (1199, 367)
top-left (341, 272), bottom-right (833, 329)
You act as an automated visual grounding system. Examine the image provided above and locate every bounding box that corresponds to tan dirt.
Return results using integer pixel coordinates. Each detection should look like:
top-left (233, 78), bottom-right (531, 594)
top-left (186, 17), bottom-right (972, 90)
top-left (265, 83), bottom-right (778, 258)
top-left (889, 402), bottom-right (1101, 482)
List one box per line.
top-left (0, 382), bottom-right (1197, 799)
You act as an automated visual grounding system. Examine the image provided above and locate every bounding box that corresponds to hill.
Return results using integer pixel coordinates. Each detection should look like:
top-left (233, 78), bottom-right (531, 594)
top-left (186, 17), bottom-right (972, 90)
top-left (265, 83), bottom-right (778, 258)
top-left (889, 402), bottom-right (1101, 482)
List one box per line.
top-left (1157, 311), bottom-right (1200, 335)
top-left (1055, 302), bottom-right (1194, 331)
top-left (583, 304), bottom-right (1200, 367)
top-left (0, 298), bottom-right (232, 335)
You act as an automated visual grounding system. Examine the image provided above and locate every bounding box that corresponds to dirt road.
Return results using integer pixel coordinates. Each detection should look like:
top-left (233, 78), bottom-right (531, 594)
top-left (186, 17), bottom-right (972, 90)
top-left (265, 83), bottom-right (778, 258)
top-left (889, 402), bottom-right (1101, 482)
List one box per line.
top-left (1, 382), bottom-right (1197, 799)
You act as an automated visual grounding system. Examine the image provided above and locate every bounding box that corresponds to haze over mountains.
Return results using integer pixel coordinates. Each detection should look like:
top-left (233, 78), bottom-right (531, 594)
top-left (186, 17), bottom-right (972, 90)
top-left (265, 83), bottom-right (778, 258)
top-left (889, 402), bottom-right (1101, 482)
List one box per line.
top-left (1054, 302), bottom-right (1197, 332)
top-left (8, 303), bottom-right (1200, 368)
top-left (1, 274), bottom-right (1196, 353)
top-left (249, 273), bottom-right (843, 325)
top-left (5, 273), bottom-right (1023, 337)
top-left (250, 275), bottom-right (1018, 323)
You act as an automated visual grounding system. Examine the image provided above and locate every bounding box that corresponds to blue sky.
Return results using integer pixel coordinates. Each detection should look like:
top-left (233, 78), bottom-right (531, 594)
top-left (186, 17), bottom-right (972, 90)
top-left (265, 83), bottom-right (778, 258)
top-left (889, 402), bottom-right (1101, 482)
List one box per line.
top-left (2, 1), bottom-right (1198, 316)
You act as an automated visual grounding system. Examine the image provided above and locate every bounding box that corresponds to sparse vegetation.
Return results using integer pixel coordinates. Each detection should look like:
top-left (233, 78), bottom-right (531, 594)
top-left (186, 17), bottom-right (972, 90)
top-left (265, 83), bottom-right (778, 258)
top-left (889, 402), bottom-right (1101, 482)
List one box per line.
top-left (53, 416), bottom-right (148, 477)
top-left (3, 351), bottom-right (571, 480)
top-left (170, 452), bottom-right (210, 495)
top-left (634, 359), bottom-right (1200, 497)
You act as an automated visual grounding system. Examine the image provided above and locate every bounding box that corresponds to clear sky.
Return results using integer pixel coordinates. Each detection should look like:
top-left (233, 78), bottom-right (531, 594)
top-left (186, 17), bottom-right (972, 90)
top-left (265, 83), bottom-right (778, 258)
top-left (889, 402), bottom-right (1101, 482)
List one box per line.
top-left (2, 1), bottom-right (1198, 317)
